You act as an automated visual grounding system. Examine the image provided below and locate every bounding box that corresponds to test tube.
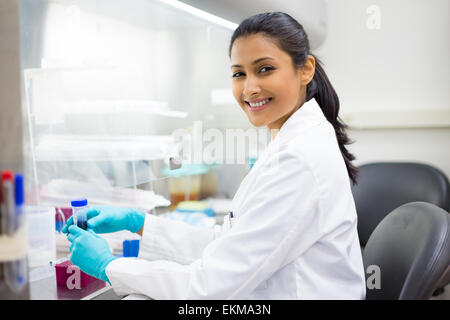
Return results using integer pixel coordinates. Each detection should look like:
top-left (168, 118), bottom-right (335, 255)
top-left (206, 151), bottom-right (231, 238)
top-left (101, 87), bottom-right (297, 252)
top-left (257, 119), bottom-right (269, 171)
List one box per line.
top-left (71, 198), bottom-right (88, 230)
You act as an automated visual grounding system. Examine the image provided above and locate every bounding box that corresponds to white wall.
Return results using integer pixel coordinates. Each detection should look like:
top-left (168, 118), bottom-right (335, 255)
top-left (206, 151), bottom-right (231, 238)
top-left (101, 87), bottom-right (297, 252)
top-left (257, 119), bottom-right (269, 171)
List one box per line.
top-left (315, 0), bottom-right (449, 127)
top-left (348, 128), bottom-right (450, 178)
top-left (315, 0), bottom-right (450, 178)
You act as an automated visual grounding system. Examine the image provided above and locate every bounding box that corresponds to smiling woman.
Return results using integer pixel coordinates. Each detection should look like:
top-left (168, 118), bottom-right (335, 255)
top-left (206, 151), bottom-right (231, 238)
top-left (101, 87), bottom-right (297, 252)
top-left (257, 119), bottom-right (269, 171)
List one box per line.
top-left (230, 36), bottom-right (314, 133)
top-left (228, 12), bottom-right (358, 185)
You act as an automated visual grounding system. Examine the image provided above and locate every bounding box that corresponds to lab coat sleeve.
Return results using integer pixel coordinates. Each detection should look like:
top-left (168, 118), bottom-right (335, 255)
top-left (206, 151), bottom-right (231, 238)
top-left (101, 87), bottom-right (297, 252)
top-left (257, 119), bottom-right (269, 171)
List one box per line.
top-left (137, 214), bottom-right (221, 264)
top-left (106, 147), bottom-right (324, 299)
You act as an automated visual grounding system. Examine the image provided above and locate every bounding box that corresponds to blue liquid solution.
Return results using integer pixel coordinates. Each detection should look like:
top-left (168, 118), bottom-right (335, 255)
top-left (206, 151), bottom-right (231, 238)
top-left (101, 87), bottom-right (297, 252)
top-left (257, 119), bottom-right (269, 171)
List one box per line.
top-left (76, 215), bottom-right (87, 230)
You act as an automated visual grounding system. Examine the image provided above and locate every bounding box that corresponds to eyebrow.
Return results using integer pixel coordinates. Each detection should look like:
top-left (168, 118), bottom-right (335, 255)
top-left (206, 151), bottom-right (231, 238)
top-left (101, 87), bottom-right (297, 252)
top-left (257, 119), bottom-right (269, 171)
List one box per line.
top-left (231, 57), bottom-right (275, 69)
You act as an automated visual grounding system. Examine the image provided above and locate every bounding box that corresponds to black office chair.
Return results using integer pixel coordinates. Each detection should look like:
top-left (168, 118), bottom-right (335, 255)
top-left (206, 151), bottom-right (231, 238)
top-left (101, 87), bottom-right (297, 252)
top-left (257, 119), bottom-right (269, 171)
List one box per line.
top-left (362, 201), bottom-right (450, 300)
top-left (351, 162), bottom-right (450, 247)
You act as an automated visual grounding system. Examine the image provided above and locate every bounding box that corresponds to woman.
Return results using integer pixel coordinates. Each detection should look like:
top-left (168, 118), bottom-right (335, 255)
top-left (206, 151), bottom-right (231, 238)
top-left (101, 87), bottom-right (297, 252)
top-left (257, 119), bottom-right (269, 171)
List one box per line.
top-left (63, 12), bottom-right (366, 299)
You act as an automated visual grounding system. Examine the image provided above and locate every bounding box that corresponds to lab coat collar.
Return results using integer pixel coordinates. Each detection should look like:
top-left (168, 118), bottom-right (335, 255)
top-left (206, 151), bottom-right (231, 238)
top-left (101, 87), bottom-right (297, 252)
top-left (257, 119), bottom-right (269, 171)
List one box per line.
top-left (270, 98), bottom-right (327, 145)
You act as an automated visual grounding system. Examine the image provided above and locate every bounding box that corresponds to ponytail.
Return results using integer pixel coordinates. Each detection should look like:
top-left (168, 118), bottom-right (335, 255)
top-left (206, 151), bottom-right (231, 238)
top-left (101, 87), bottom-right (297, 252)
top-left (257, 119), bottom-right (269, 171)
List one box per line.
top-left (307, 56), bottom-right (359, 185)
top-left (229, 12), bottom-right (359, 185)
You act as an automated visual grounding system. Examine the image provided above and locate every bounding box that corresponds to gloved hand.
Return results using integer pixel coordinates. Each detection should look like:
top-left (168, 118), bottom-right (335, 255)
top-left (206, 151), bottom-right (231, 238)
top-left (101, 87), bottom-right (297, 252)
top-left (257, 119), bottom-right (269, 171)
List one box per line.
top-left (67, 225), bottom-right (116, 283)
top-left (62, 206), bottom-right (146, 234)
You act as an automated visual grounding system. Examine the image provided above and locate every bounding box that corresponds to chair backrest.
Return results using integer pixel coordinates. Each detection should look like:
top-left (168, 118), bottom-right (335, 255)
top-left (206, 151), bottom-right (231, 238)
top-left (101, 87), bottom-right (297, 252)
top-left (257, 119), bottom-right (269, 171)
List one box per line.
top-left (363, 201), bottom-right (450, 300)
top-left (352, 162), bottom-right (450, 246)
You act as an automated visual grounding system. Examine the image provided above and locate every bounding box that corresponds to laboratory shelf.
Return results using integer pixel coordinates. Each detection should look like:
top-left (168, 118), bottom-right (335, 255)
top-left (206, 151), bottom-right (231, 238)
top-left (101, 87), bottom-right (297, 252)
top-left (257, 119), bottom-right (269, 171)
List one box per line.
top-left (34, 134), bottom-right (178, 162)
top-left (61, 100), bottom-right (188, 118)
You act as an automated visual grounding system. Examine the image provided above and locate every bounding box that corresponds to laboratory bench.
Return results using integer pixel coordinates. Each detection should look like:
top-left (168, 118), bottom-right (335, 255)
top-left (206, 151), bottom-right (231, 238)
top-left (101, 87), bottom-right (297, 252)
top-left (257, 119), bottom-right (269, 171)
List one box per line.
top-left (29, 267), bottom-right (123, 300)
top-left (28, 250), bottom-right (124, 300)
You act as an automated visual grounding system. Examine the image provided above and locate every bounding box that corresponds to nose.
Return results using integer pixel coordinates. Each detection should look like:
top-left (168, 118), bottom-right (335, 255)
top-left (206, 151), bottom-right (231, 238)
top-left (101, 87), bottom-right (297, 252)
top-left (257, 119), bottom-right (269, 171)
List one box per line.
top-left (242, 75), bottom-right (261, 99)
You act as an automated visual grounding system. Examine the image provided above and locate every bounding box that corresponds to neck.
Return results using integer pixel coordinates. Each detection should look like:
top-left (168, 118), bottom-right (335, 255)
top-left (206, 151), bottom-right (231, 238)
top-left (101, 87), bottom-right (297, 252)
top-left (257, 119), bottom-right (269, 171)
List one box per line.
top-left (267, 105), bottom-right (301, 140)
top-left (269, 127), bottom-right (280, 140)
top-left (267, 95), bottom-right (307, 140)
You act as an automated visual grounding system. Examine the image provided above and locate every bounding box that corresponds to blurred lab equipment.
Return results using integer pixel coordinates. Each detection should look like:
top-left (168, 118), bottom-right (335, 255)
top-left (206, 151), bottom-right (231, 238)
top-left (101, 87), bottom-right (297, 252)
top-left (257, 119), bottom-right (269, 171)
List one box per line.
top-left (14, 174), bottom-right (25, 230)
top-left (40, 179), bottom-right (170, 212)
top-left (4, 174), bottom-right (28, 295)
top-left (163, 164), bottom-right (210, 210)
top-left (199, 165), bottom-right (219, 199)
top-left (0, 170), bottom-right (30, 299)
top-left (25, 205), bottom-right (56, 268)
top-left (247, 157), bottom-right (257, 170)
top-left (55, 207), bottom-right (70, 233)
top-left (1, 171), bottom-right (15, 235)
top-left (175, 201), bottom-right (215, 217)
top-left (71, 198), bottom-right (88, 230)
top-left (163, 200), bottom-right (216, 228)
top-left (123, 240), bottom-right (140, 258)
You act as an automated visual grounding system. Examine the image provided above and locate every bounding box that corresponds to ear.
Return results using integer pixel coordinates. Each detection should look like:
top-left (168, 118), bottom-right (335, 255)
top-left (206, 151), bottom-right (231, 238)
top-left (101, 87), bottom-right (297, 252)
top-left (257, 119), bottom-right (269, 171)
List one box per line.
top-left (299, 55), bottom-right (316, 86)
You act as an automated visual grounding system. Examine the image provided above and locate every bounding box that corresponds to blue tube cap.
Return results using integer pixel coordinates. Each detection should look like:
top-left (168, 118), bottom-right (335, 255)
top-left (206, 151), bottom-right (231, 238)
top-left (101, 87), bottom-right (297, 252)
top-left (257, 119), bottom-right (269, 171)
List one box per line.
top-left (71, 198), bottom-right (88, 207)
top-left (123, 240), bottom-right (140, 258)
top-left (14, 174), bottom-right (24, 206)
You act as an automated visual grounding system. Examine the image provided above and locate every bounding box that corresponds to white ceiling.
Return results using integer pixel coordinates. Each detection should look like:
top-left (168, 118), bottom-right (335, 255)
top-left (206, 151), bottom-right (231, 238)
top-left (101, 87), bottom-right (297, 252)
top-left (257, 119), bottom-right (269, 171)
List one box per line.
top-left (179, 0), bottom-right (328, 49)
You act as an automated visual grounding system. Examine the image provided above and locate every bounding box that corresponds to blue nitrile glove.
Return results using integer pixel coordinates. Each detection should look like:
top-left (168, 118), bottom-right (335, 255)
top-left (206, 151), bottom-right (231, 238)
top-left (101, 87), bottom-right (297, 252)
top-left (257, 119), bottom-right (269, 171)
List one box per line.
top-left (67, 225), bottom-right (116, 283)
top-left (62, 205), bottom-right (146, 234)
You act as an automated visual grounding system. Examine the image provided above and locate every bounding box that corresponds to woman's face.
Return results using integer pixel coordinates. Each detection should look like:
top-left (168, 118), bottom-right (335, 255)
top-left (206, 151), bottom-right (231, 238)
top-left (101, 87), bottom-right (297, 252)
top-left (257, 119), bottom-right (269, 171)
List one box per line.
top-left (230, 33), bottom-right (313, 131)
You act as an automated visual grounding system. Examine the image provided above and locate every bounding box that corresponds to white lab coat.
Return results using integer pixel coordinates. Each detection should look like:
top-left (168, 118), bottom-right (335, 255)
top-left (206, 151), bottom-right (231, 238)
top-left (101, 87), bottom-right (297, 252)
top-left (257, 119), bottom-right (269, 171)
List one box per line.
top-left (106, 98), bottom-right (367, 299)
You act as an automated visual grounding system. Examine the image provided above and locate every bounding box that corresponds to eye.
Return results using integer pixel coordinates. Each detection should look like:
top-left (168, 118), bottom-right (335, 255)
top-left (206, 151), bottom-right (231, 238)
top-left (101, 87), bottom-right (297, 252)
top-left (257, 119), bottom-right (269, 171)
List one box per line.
top-left (232, 72), bottom-right (245, 78)
top-left (259, 66), bottom-right (274, 73)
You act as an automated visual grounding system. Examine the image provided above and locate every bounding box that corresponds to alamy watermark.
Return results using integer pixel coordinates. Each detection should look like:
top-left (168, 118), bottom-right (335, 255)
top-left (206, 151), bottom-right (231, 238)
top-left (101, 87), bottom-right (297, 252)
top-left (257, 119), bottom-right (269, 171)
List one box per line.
top-left (171, 121), bottom-right (280, 167)
top-left (366, 264), bottom-right (381, 290)
top-left (366, 5), bottom-right (381, 30)
top-left (65, 264), bottom-right (83, 289)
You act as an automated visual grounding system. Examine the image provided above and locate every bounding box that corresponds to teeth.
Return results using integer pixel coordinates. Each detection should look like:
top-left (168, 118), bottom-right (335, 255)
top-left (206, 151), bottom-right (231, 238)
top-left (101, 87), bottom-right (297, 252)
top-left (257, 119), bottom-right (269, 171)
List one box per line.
top-left (249, 98), bottom-right (270, 108)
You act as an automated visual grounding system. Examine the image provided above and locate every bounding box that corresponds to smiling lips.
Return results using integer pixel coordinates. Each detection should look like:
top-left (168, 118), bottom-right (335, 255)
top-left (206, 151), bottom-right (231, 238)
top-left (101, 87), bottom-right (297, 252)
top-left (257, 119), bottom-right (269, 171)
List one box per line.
top-left (244, 97), bottom-right (273, 111)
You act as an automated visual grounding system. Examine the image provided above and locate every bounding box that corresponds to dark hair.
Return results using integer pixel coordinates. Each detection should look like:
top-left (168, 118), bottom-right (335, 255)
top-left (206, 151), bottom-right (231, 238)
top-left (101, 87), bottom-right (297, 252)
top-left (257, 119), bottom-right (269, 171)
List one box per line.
top-left (228, 12), bottom-right (359, 185)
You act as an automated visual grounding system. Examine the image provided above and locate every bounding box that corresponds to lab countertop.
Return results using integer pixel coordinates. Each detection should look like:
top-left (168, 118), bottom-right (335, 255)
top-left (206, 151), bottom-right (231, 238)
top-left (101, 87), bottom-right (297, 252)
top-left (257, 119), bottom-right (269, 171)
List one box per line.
top-left (29, 268), bottom-right (123, 300)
